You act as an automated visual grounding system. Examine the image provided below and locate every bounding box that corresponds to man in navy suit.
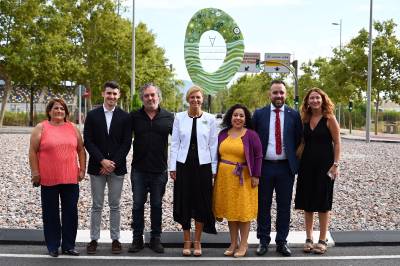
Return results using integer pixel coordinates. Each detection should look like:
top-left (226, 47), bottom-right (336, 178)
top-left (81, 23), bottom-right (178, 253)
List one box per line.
top-left (252, 80), bottom-right (302, 256)
top-left (84, 81), bottom-right (131, 254)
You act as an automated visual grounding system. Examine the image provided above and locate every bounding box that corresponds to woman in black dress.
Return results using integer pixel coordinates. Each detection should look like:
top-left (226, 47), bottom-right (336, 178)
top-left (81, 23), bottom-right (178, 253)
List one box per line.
top-left (295, 88), bottom-right (341, 254)
top-left (169, 86), bottom-right (218, 256)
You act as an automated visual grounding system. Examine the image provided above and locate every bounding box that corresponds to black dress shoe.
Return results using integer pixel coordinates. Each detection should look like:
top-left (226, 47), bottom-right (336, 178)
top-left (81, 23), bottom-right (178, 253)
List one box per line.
top-left (49, 250), bottom-right (59, 257)
top-left (276, 243), bottom-right (291, 257)
top-left (149, 237), bottom-right (165, 253)
top-left (62, 249), bottom-right (80, 256)
top-left (256, 244), bottom-right (268, 256)
top-left (128, 237), bottom-right (144, 253)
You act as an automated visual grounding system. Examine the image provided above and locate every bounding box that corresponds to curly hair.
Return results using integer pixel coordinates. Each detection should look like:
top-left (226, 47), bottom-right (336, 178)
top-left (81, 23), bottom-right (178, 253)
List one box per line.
top-left (221, 104), bottom-right (253, 130)
top-left (300, 88), bottom-right (335, 123)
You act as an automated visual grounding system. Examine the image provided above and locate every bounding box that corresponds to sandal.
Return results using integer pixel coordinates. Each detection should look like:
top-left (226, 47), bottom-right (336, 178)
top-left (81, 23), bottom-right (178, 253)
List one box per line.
top-left (233, 244), bottom-right (248, 258)
top-left (303, 238), bottom-right (313, 253)
top-left (193, 241), bottom-right (202, 257)
top-left (224, 245), bottom-right (237, 256)
top-left (182, 241), bottom-right (192, 256)
top-left (313, 239), bottom-right (328, 254)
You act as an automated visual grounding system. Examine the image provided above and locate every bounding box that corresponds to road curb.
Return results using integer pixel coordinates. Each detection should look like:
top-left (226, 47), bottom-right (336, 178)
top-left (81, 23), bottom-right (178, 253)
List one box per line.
top-left (1, 229), bottom-right (399, 247)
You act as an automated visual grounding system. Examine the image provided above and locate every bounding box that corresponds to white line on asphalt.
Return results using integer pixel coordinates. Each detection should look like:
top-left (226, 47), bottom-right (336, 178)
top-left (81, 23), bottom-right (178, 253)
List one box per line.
top-left (1, 254), bottom-right (400, 261)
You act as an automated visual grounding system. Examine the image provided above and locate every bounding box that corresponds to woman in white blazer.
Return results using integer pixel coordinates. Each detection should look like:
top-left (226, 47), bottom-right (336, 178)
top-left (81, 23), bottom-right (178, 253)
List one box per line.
top-left (169, 86), bottom-right (218, 257)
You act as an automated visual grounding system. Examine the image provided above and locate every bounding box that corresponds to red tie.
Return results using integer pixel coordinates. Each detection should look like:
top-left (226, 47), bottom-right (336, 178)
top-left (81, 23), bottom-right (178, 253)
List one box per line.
top-left (274, 109), bottom-right (282, 155)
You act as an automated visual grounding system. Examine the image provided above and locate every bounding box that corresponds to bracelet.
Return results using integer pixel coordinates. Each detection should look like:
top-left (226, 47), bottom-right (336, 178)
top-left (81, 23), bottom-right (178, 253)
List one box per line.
top-left (333, 162), bottom-right (339, 167)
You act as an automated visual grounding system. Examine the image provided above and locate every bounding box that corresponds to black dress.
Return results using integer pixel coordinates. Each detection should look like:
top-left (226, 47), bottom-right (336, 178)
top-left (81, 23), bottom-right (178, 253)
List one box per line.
top-left (173, 116), bottom-right (217, 234)
top-left (295, 117), bottom-right (335, 212)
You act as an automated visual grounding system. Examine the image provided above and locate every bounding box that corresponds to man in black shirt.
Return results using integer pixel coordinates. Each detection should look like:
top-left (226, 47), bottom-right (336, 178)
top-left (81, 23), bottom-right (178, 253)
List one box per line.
top-left (128, 83), bottom-right (174, 254)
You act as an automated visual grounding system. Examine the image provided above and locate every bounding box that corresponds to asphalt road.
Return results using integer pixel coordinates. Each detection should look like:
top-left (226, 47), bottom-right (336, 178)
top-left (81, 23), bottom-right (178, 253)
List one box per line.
top-left (1, 244), bottom-right (400, 266)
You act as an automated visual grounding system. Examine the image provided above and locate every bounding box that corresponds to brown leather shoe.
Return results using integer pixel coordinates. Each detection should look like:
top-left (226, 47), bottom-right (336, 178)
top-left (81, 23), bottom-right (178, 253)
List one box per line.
top-left (112, 240), bottom-right (122, 254)
top-left (86, 240), bottom-right (97, 254)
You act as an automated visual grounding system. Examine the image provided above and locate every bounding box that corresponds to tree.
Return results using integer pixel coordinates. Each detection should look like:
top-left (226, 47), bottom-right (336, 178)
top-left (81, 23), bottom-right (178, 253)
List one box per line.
top-left (134, 22), bottom-right (182, 111)
top-left (72, 2), bottom-right (181, 111)
top-left (0, 0), bottom-right (83, 126)
top-left (342, 19), bottom-right (400, 134)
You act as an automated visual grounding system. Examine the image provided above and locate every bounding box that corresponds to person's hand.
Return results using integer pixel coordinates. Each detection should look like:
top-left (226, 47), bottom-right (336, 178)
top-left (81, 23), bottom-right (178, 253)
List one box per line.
top-left (99, 167), bottom-right (111, 176)
top-left (251, 177), bottom-right (259, 187)
top-left (327, 165), bottom-right (339, 180)
top-left (101, 159), bottom-right (115, 173)
top-left (78, 170), bottom-right (86, 182)
top-left (31, 175), bottom-right (40, 186)
top-left (169, 171), bottom-right (176, 180)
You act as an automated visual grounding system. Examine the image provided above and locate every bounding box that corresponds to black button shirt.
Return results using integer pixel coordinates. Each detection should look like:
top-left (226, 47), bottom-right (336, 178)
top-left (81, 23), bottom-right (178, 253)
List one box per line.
top-left (130, 107), bottom-right (174, 173)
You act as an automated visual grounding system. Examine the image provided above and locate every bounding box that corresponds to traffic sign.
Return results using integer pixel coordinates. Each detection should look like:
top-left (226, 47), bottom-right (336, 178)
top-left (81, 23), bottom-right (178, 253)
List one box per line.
top-left (264, 53), bottom-right (291, 73)
top-left (238, 52), bottom-right (261, 73)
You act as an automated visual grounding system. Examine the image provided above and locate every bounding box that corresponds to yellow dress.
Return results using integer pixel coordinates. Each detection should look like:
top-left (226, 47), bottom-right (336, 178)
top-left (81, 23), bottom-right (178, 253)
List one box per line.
top-left (213, 134), bottom-right (258, 222)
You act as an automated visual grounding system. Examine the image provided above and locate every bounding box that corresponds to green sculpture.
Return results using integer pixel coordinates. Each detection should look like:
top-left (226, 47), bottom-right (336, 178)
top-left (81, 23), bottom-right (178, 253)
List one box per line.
top-left (184, 8), bottom-right (244, 95)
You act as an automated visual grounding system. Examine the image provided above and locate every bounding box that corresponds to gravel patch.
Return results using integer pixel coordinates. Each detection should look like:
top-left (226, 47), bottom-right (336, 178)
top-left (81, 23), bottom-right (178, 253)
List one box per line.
top-left (1, 135), bottom-right (399, 232)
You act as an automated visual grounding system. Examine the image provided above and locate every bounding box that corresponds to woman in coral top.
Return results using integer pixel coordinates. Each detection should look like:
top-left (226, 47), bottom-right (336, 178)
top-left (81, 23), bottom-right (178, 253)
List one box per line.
top-left (29, 98), bottom-right (86, 257)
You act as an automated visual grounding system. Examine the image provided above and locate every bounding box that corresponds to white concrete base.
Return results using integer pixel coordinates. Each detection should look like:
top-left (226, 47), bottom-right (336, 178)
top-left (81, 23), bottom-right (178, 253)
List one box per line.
top-left (76, 230), bottom-right (334, 247)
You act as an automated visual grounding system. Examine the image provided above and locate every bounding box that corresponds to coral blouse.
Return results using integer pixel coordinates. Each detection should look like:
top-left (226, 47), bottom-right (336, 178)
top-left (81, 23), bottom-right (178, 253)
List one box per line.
top-left (38, 121), bottom-right (79, 186)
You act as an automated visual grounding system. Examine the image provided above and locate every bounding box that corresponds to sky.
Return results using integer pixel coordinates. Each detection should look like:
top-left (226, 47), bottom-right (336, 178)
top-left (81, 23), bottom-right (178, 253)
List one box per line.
top-left (121, 0), bottom-right (400, 82)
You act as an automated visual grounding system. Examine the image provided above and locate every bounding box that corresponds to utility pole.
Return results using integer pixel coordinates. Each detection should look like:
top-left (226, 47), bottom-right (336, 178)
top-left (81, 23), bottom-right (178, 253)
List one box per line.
top-left (366, 0), bottom-right (373, 143)
top-left (292, 60), bottom-right (299, 110)
top-left (130, 0), bottom-right (135, 111)
top-left (332, 19), bottom-right (343, 127)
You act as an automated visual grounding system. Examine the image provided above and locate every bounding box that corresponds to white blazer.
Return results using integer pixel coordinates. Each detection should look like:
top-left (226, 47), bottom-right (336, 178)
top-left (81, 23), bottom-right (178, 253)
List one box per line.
top-left (169, 111), bottom-right (218, 174)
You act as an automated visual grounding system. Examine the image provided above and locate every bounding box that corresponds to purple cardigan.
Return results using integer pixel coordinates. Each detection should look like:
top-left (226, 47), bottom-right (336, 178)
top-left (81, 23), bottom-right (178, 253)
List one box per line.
top-left (217, 128), bottom-right (263, 178)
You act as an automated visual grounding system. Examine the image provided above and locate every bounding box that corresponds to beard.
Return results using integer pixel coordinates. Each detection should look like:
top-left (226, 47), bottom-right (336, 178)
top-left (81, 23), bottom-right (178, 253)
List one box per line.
top-left (271, 98), bottom-right (285, 108)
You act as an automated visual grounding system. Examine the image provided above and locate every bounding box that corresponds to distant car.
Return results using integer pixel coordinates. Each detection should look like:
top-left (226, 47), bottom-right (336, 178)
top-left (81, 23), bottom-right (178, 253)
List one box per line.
top-left (216, 113), bottom-right (223, 119)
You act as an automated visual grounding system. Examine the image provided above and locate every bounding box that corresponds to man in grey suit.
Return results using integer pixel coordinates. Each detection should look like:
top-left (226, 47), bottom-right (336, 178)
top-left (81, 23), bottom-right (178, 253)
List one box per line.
top-left (252, 80), bottom-right (302, 257)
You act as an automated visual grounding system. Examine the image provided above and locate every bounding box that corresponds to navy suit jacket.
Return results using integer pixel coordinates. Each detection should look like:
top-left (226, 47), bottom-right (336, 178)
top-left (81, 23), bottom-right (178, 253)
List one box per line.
top-left (84, 106), bottom-right (132, 176)
top-left (252, 104), bottom-right (302, 175)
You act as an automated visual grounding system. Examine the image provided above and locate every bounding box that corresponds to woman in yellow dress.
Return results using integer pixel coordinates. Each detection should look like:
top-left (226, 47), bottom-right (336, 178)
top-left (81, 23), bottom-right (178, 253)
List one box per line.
top-left (213, 104), bottom-right (263, 257)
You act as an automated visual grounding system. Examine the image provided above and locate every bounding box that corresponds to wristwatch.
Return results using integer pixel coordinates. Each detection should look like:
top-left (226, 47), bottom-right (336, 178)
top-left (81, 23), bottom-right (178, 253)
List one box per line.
top-left (333, 162), bottom-right (339, 167)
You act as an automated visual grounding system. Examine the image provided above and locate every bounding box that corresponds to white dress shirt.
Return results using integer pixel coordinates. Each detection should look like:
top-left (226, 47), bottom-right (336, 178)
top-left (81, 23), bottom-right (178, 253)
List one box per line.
top-left (265, 105), bottom-right (287, 160)
top-left (103, 105), bottom-right (115, 134)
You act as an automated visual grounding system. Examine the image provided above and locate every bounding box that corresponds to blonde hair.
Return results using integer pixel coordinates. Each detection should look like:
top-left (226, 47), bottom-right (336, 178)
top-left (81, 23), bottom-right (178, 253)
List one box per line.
top-left (300, 88), bottom-right (335, 123)
top-left (186, 85), bottom-right (204, 102)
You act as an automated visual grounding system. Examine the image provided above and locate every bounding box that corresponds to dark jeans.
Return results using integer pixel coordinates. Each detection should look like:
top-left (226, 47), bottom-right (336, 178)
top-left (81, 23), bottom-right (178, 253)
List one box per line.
top-left (257, 161), bottom-right (294, 245)
top-left (41, 184), bottom-right (79, 252)
top-left (131, 169), bottom-right (167, 239)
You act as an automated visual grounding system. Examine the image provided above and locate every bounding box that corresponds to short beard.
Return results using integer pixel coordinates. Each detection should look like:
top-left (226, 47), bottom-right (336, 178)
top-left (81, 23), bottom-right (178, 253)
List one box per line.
top-left (272, 101), bottom-right (284, 108)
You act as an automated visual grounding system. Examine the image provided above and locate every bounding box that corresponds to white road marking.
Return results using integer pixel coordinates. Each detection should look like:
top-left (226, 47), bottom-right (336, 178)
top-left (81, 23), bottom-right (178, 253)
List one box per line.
top-left (0, 254), bottom-right (400, 261)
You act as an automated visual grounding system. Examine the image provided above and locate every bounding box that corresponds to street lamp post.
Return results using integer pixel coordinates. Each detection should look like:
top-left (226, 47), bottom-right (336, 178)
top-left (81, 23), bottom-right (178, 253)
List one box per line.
top-left (130, 0), bottom-right (135, 111)
top-left (332, 19), bottom-right (343, 127)
top-left (332, 19), bottom-right (342, 52)
top-left (366, 0), bottom-right (373, 143)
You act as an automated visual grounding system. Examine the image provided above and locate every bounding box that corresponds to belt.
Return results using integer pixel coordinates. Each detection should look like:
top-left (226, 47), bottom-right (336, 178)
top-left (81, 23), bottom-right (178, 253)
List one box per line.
top-left (265, 159), bottom-right (288, 163)
top-left (220, 159), bottom-right (247, 185)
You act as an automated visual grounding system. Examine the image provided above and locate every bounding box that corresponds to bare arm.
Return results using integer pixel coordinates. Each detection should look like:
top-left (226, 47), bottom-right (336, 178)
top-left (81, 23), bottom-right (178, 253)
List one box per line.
top-left (74, 124), bottom-right (86, 182)
top-left (327, 116), bottom-right (341, 179)
top-left (28, 123), bottom-right (43, 184)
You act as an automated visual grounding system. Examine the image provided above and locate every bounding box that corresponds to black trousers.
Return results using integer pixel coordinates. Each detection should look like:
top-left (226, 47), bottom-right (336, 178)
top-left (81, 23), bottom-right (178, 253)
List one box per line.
top-left (41, 184), bottom-right (79, 252)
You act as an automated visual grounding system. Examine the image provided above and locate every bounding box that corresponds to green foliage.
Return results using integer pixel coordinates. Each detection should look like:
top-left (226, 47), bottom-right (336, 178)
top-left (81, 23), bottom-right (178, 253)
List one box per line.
top-left (2, 111), bottom-right (46, 126)
top-left (213, 73), bottom-right (299, 112)
top-left (382, 110), bottom-right (400, 123)
top-left (299, 19), bottom-right (400, 107)
top-left (130, 92), bottom-right (142, 112)
top-left (0, 0), bottom-right (183, 119)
